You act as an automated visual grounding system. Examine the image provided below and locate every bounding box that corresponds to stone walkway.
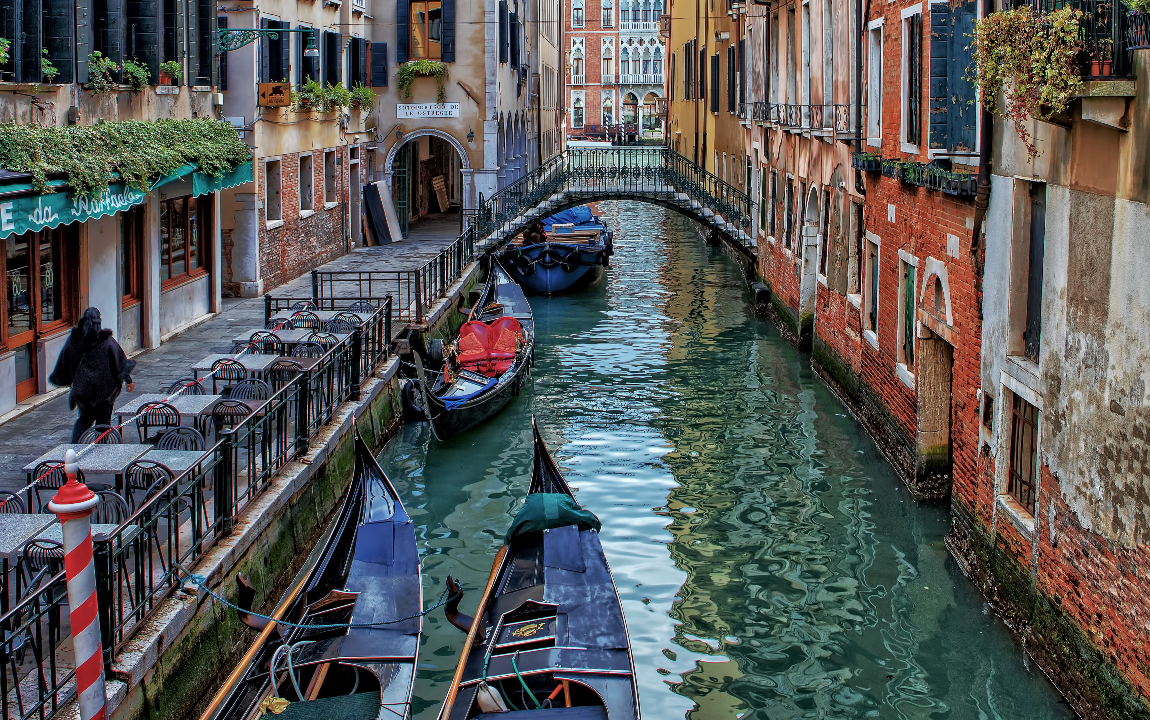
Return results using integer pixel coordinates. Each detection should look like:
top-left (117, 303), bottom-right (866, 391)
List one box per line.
top-left (0, 216), bottom-right (460, 494)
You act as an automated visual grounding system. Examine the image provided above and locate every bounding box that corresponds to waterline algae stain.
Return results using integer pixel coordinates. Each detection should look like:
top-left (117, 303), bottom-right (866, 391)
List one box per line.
top-left (376, 201), bottom-right (1071, 719)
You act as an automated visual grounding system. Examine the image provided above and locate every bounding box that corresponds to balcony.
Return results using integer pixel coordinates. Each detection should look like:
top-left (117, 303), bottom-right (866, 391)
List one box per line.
top-left (750, 102), bottom-right (862, 137)
top-left (1028, 0), bottom-right (1144, 78)
top-left (571, 74), bottom-right (586, 86)
top-left (619, 20), bottom-right (659, 31)
top-left (620, 73), bottom-right (663, 85)
top-left (601, 73), bottom-right (616, 85)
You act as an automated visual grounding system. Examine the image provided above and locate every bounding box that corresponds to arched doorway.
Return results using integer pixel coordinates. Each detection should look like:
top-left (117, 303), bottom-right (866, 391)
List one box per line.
top-left (642, 92), bottom-right (661, 137)
top-left (383, 129), bottom-right (471, 240)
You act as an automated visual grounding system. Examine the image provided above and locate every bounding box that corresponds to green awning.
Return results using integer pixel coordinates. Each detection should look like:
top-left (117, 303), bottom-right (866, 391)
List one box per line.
top-left (0, 160), bottom-right (254, 240)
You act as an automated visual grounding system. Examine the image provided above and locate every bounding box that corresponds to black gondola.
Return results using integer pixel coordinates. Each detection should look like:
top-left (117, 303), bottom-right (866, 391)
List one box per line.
top-left (436, 419), bottom-right (640, 720)
top-left (200, 428), bottom-right (421, 720)
top-left (412, 262), bottom-right (535, 440)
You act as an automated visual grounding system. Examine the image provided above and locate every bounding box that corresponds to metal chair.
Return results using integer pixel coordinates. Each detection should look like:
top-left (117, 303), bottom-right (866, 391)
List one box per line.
top-left (92, 491), bottom-right (129, 525)
top-left (323, 319), bottom-right (357, 334)
top-left (124, 461), bottom-right (174, 513)
top-left (267, 317), bottom-right (294, 330)
top-left (347, 301), bottom-right (376, 313)
top-left (78, 424), bottom-right (122, 444)
top-left (306, 332), bottom-right (339, 346)
top-left (230, 379), bottom-right (271, 401)
top-left (291, 300), bottom-right (317, 311)
top-left (267, 359), bottom-right (304, 390)
top-left (157, 427), bottom-right (206, 452)
top-left (0, 490), bottom-right (25, 513)
top-left (333, 311), bottom-right (364, 327)
top-left (168, 377), bottom-right (206, 395)
top-left (210, 358), bottom-right (248, 394)
top-left (291, 342), bottom-right (327, 359)
top-left (247, 331), bottom-right (284, 356)
top-left (30, 463), bottom-right (93, 512)
top-left (136, 401), bottom-right (181, 443)
top-left (212, 400), bottom-right (252, 434)
top-left (290, 311), bottom-right (321, 329)
top-left (16, 539), bottom-right (65, 645)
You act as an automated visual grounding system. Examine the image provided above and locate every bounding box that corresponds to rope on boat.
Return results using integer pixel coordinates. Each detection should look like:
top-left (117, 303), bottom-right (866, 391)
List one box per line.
top-left (174, 564), bottom-right (460, 629)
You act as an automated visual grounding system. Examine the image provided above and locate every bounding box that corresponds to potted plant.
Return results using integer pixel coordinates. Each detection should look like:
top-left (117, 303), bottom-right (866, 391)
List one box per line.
top-left (0, 38), bottom-right (10, 66)
top-left (1087, 38), bottom-right (1113, 76)
top-left (159, 60), bottom-right (181, 85)
top-left (349, 83), bottom-right (375, 111)
top-left (122, 57), bottom-right (149, 93)
top-left (323, 82), bottom-right (351, 112)
top-left (897, 161), bottom-right (929, 187)
top-left (881, 158), bottom-right (900, 179)
top-left (40, 49), bottom-right (58, 83)
top-left (86, 51), bottom-right (120, 94)
top-left (396, 59), bottom-right (449, 103)
top-left (851, 151), bottom-right (883, 173)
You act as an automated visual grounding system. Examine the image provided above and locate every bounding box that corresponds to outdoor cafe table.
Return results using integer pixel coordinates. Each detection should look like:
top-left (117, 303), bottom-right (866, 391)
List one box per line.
top-left (141, 449), bottom-right (209, 476)
top-left (231, 329), bottom-right (350, 348)
top-left (34, 523), bottom-right (124, 545)
top-left (22, 444), bottom-right (149, 497)
top-left (190, 353), bottom-right (282, 381)
top-left (0, 514), bottom-right (57, 613)
top-left (268, 309), bottom-right (371, 323)
top-left (114, 393), bottom-right (223, 429)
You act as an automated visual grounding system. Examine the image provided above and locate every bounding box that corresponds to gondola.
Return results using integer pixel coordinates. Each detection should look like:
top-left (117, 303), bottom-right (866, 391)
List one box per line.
top-left (498, 207), bottom-right (614, 295)
top-left (436, 419), bottom-right (640, 720)
top-left (411, 261), bottom-right (535, 440)
top-left (200, 428), bottom-right (422, 720)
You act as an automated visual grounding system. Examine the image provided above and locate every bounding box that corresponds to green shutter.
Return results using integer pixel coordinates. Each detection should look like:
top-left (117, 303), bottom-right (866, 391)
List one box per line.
top-left (903, 262), bottom-right (915, 365)
top-left (759, 169), bottom-right (767, 229)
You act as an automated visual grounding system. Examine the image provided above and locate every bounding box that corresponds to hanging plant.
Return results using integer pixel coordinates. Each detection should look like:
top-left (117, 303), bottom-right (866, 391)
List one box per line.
top-left (86, 51), bottom-right (121, 94)
top-left (0, 117), bottom-right (252, 195)
top-left (969, 5), bottom-right (1084, 159)
top-left (349, 83), bottom-right (375, 110)
top-left (291, 79), bottom-right (352, 113)
top-left (0, 38), bottom-right (10, 66)
top-left (396, 60), bottom-right (448, 103)
top-left (325, 82), bottom-right (351, 111)
top-left (122, 58), bottom-right (150, 93)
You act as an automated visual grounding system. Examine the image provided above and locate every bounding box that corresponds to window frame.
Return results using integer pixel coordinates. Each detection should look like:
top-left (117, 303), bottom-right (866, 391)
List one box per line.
top-left (572, 0), bottom-right (585, 28)
top-left (121, 206), bottom-right (145, 309)
top-left (901, 4), bottom-right (923, 152)
top-left (299, 153), bottom-right (315, 214)
top-left (159, 195), bottom-right (209, 289)
top-left (265, 158), bottom-right (283, 224)
top-left (1007, 391), bottom-right (1039, 516)
top-left (866, 19), bottom-right (884, 146)
top-left (897, 251), bottom-right (918, 369)
top-left (324, 150), bottom-right (338, 207)
top-left (863, 232), bottom-right (880, 345)
top-left (410, 0), bottom-right (444, 60)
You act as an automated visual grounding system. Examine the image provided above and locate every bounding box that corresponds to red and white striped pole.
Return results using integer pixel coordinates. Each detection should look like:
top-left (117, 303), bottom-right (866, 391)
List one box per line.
top-left (48, 449), bottom-right (107, 720)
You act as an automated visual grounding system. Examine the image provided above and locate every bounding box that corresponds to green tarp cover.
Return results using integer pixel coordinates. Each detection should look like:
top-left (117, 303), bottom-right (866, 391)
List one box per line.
top-left (271, 692), bottom-right (380, 719)
top-left (506, 493), bottom-right (601, 542)
top-left (0, 160), bottom-right (254, 240)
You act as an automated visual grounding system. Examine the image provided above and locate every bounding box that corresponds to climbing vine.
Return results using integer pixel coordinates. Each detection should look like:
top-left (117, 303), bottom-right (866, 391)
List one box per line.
top-left (0, 118), bottom-right (252, 195)
top-left (396, 60), bottom-right (448, 103)
top-left (969, 5), bottom-right (1084, 158)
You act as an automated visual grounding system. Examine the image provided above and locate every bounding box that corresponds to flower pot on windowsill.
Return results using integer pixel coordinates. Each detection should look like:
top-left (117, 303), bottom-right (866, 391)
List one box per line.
top-left (159, 71), bottom-right (177, 85)
top-left (851, 153), bottom-right (882, 173)
top-left (1087, 59), bottom-right (1113, 77)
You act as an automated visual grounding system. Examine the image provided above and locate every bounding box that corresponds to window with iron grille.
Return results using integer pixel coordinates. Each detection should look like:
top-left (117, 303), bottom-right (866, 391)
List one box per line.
top-left (1008, 393), bottom-right (1039, 514)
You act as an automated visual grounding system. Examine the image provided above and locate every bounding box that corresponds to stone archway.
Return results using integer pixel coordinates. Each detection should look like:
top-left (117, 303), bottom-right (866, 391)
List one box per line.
top-left (382, 128), bottom-right (475, 226)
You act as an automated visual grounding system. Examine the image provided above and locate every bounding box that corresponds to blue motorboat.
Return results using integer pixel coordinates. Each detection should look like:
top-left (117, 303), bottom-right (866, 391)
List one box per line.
top-left (499, 206), bottom-right (614, 295)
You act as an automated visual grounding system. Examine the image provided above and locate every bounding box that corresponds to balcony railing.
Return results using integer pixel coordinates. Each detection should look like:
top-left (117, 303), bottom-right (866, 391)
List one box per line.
top-left (619, 20), bottom-right (658, 30)
top-left (601, 73), bottom-right (616, 85)
top-left (620, 73), bottom-right (663, 85)
top-left (571, 74), bottom-right (585, 86)
top-left (1026, 0), bottom-right (1136, 77)
top-left (749, 101), bottom-right (861, 136)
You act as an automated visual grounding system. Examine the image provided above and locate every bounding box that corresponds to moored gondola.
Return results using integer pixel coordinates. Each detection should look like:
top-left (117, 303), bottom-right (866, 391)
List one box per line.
top-left (200, 428), bottom-right (422, 720)
top-left (498, 207), bottom-right (614, 295)
top-left (412, 262), bottom-right (535, 440)
top-left (436, 418), bottom-right (640, 720)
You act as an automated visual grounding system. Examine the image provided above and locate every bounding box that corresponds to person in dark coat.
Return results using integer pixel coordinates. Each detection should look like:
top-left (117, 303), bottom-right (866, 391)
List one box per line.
top-left (49, 307), bottom-right (136, 442)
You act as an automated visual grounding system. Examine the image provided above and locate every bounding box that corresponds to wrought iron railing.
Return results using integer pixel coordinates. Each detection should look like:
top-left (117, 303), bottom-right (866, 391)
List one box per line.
top-left (0, 571), bottom-right (72, 720)
top-left (1129, 11), bottom-right (1150, 48)
top-left (1026, 0), bottom-right (1135, 77)
top-left (265, 295), bottom-right (392, 376)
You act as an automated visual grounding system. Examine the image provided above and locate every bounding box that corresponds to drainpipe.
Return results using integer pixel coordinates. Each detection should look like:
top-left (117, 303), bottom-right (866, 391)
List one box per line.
top-left (969, 0), bottom-right (994, 318)
top-left (854, 0), bottom-right (871, 195)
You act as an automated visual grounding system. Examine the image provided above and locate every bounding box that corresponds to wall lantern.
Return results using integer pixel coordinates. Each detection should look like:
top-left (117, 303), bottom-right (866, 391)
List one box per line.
top-left (467, 128), bottom-right (474, 142)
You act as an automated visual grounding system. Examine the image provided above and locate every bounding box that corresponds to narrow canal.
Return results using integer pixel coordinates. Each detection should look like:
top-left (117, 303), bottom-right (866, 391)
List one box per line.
top-left (379, 202), bottom-right (1072, 719)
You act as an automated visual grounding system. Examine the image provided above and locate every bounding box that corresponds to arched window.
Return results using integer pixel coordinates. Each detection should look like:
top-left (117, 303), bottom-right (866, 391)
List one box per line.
top-left (619, 47), bottom-right (630, 77)
top-left (573, 97), bottom-right (584, 128)
top-left (642, 48), bottom-right (652, 76)
top-left (642, 0), bottom-right (652, 23)
top-left (602, 45), bottom-right (614, 80)
top-left (572, 48), bottom-right (584, 80)
top-left (653, 47), bottom-right (663, 80)
top-left (602, 92), bottom-right (614, 124)
top-left (643, 92), bottom-right (660, 130)
top-left (623, 92), bottom-right (638, 124)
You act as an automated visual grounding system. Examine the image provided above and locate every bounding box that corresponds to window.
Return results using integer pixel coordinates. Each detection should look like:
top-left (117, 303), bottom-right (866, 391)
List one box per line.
top-left (769, 171), bottom-right (778, 238)
top-left (602, 0), bottom-right (613, 27)
top-left (801, 1), bottom-right (811, 111)
top-left (265, 159), bottom-right (282, 222)
top-left (770, 13), bottom-right (779, 103)
top-left (323, 30), bottom-right (342, 85)
top-left (324, 150), bottom-right (338, 205)
top-left (699, 44), bottom-right (706, 100)
top-left (759, 169), bottom-right (768, 234)
top-left (867, 21), bottom-right (883, 144)
top-left (572, 0), bottom-right (585, 27)
top-left (348, 36), bottom-right (367, 85)
top-left (602, 93), bottom-right (614, 124)
top-left (573, 97), bottom-right (585, 127)
top-left (299, 154), bottom-right (314, 212)
top-left (499, 0), bottom-right (509, 62)
top-left (411, 1), bottom-right (443, 59)
top-left (784, 178), bottom-right (794, 249)
top-left (865, 236), bottom-right (879, 334)
top-left (902, 8), bottom-right (923, 147)
top-left (159, 196), bottom-right (207, 284)
top-left (726, 45), bottom-right (736, 113)
top-left (818, 188), bottom-right (830, 276)
top-left (709, 53), bottom-right (720, 113)
top-left (654, 47), bottom-right (663, 80)
top-left (1007, 392), bottom-right (1039, 514)
top-left (261, 19), bottom-right (291, 83)
top-left (822, 0), bottom-right (833, 108)
top-left (603, 54), bottom-right (613, 80)
top-left (982, 391), bottom-right (994, 431)
top-left (371, 41), bottom-right (389, 87)
top-left (121, 206), bottom-right (144, 307)
top-left (1023, 183), bottom-right (1045, 362)
top-left (898, 258), bottom-right (916, 365)
top-left (851, 201), bottom-right (864, 294)
top-left (928, 0), bottom-right (978, 153)
top-left (298, 27), bottom-right (320, 86)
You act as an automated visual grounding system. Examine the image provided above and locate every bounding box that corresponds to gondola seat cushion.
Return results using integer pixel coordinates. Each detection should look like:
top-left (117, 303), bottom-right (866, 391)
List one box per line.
top-left (455, 318), bottom-right (523, 377)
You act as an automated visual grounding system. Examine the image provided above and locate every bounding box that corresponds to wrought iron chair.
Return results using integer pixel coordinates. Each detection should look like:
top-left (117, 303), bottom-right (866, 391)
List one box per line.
top-left (290, 311), bottom-right (322, 329)
top-left (30, 462), bottom-right (98, 512)
top-left (124, 460), bottom-right (174, 513)
top-left (92, 491), bottom-right (130, 526)
top-left (267, 317), bottom-right (294, 330)
top-left (230, 379), bottom-right (271, 401)
top-left (210, 358), bottom-right (248, 394)
top-left (247, 332), bottom-right (284, 356)
top-left (17, 539), bottom-right (65, 645)
top-left (157, 427), bottom-right (206, 452)
top-left (78, 424), bottom-right (122, 444)
top-left (136, 401), bottom-right (181, 443)
top-left (306, 332), bottom-right (340, 346)
top-left (291, 342), bottom-right (327, 359)
top-left (0, 490), bottom-right (25, 513)
top-left (168, 377), bottom-right (207, 395)
top-left (291, 300), bottom-right (317, 311)
top-left (323, 318), bottom-right (357, 334)
top-left (212, 400), bottom-right (253, 434)
top-left (267, 359), bottom-right (305, 391)
top-left (347, 301), bottom-right (376, 313)
top-left (333, 311), bottom-right (364, 327)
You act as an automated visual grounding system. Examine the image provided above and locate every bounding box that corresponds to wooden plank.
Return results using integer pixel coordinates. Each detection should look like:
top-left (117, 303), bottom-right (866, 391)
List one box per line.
top-left (432, 175), bottom-right (450, 213)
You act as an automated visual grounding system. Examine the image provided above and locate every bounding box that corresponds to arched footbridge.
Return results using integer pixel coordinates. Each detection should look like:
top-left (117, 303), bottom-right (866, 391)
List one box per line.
top-left (472, 148), bottom-right (756, 252)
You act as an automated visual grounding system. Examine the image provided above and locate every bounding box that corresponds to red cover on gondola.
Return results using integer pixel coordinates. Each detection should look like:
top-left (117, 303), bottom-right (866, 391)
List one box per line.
top-left (453, 318), bottom-right (524, 377)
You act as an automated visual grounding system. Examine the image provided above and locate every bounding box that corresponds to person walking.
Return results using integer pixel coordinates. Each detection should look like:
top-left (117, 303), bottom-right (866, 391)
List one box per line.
top-left (49, 307), bottom-right (136, 442)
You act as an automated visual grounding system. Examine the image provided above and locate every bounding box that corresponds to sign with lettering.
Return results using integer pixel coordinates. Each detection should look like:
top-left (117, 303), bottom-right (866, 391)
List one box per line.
top-left (397, 103), bottom-right (461, 118)
top-left (258, 82), bottom-right (292, 107)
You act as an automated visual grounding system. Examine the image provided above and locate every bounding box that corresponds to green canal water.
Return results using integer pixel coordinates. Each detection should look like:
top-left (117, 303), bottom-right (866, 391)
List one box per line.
top-left (378, 202), bottom-right (1073, 719)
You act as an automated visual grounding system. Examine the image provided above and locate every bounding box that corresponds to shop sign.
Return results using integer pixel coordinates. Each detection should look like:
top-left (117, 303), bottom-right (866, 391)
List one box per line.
top-left (397, 103), bottom-right (461, 118)
top-left (0, 183), bottom-right (146, 239)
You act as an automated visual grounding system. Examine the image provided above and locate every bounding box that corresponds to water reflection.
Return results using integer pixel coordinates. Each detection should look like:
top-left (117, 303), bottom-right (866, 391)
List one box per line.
top-left (376, 202), bottom-right (1071, 719)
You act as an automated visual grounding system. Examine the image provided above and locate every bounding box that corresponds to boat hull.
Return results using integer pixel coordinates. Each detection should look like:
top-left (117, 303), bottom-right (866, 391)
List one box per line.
top-left (422, 357), bottom-right (531, 439)
top-left (500, 242), bottom-right (609, 295)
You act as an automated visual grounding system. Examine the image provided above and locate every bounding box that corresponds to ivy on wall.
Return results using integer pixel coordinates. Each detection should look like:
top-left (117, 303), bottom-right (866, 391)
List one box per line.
top-left (396, 60), bottom-right (448, 103)
top-left (0, 118), bottom-right (252, 195)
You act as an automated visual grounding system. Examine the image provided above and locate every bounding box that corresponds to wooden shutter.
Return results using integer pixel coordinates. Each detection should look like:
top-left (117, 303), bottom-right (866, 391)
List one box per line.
top-left (185, 0), bottom-right (197, 85)
top-left (738, 37), bottom-right (745, 106)
top-left (928, 3), bottom-right (949, 150)
top-left (903, 262), bottom-right (915, 364)
top-left (44, 0), bottom-right (75, 83)
top-left (948, 0), bottom-right (978, 153)
top-left (709, 53), bottom-right (719, 113)
top-left (126, 0), bottom-right (160, 81)
top-left (218, 14), bottom-right (227, 90)
top-left (499, 0), bottom-right (508, 63)
top-left (510, 12), bottom-right (520, 66)
top-left (281, 21), bottom-right (292, 84)
top-left (324, 30), bottom-right (341, 85)
top-left (699, 46), bottom-right (706, 101)
top-left (726, 45), bottom-right (735, 113)
top-left (371, 41), bottom-right (388, 86)
top-left (907, 13), bottom-right (921, 146)
top-left (397, 0), bottom-right (410, 63)
top-left (357, 37), bottom-right (367, 84)
top-left (260, 18), bottom-right (271, 83)
top-left (441, 0), bottom-right (455, 62)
